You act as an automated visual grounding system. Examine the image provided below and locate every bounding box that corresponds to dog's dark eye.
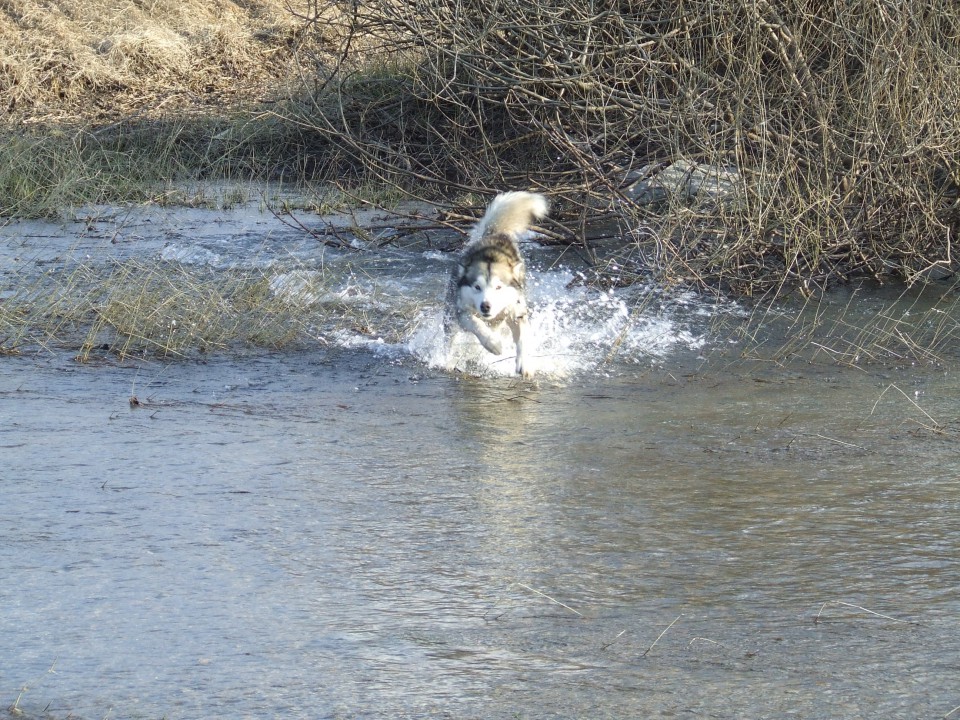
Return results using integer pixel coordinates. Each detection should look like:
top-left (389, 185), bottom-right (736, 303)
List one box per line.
top-left (474, 283), bottom-right (481, 291)
top-left (495, 284), bottom-right (503, 290)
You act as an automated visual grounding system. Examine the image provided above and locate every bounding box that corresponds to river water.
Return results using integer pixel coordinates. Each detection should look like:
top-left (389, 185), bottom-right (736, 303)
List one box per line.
top-left (2, 201), bottom-right (959, 719)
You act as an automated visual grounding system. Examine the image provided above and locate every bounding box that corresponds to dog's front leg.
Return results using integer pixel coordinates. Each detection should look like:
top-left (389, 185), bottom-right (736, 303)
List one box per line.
top-left (511, 315), bottom-right (532, 377)
top-left (458, 311), bottom-right (503, 355)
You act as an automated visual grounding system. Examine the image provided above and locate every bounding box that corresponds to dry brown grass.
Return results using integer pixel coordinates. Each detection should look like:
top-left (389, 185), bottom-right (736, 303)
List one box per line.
top-left (0, 0), bottom-right (310, 122)
top-left (0, 2), bottom-right (343, 215)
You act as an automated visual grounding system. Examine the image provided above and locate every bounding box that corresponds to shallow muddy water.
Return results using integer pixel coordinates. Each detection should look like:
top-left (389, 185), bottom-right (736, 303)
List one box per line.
top-left (2, 203), bottom-right (960, 719)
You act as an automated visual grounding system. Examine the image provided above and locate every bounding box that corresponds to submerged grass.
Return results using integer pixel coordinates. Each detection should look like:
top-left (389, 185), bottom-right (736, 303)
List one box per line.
top-left (730, 279), bottom-right (960, 368)
top-left (1, 259), bottom-right (307, 360)
top-left (0, 246), bottom-right (433, 363)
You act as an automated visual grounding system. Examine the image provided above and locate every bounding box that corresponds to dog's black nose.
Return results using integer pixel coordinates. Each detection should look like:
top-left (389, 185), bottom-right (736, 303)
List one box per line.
top-left (480, 301), bottom-right (491, 315)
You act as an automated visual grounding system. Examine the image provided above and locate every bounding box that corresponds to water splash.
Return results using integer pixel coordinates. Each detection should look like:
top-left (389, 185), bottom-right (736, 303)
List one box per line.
top-left (254, 248), bottom-right (718, 377)
top-left (405, 269), bottom-right (710, 377)
top-left (149, 211), bottom-right (718, 376)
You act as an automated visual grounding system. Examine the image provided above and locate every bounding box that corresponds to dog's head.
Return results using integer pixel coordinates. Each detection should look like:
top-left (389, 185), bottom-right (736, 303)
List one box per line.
top-left (457, 250), bottom-right (524, 320)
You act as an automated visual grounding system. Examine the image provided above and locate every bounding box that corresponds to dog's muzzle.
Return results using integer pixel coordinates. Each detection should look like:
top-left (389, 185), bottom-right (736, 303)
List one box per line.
top-left (479, 301), bottom-right (491, 316)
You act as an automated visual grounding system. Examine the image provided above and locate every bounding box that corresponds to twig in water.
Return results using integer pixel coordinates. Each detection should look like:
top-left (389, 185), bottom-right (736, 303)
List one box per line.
top-left (944, 703), bottom-right (960, 719)
top-left (516, 582), bottom-right (583, 617)
top-left (814, 600), bottom-right (916, 625)
top-left (600, 629), bottom-right (628, 651)
top-left (264, 201), bottom-right (357, 251)
top-left (9, 658), bottom-right (58, 715)
top-left (871, 383), bottom-right (942, 432)
top-left (642, 613), bottom-right (683, 657)
top-left (814, 433), bottom-right (866, 451)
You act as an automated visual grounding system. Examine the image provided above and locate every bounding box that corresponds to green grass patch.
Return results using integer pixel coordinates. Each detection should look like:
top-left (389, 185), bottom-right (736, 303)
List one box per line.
top-left (0, 113), bottom-right (325, 217)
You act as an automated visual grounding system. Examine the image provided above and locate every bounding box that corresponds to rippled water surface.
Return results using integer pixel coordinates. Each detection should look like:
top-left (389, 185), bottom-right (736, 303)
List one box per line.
top-left (2, 204), bottom-right (960, 719)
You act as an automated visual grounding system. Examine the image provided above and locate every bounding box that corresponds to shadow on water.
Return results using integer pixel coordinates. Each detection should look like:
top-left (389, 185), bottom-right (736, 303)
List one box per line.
top-left (2, 204), bottom-right (960, 719)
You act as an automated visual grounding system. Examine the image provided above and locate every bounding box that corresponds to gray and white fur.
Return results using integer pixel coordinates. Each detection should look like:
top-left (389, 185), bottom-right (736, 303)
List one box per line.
top-left (447, 191), bottom-right (549, 377)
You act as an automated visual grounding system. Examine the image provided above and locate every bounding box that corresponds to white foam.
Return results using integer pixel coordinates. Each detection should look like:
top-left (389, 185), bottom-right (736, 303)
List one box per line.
top-left (407, 308), bottom-right (523, 377)
top-left (159, 243), bottom-right (221, 266)
top-left (269, 270), bottom-right (404, 310)
top-left (269, 270), bottom-right (325, 305)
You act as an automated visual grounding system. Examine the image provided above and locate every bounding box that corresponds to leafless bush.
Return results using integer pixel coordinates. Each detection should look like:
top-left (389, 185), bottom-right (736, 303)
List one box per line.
top-left (299, 0), bottom-right (960, 294)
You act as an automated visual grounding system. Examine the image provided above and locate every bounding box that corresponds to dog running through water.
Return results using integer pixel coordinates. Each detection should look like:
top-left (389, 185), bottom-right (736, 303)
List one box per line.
top-left (447, 191), bottom-right (549, 377)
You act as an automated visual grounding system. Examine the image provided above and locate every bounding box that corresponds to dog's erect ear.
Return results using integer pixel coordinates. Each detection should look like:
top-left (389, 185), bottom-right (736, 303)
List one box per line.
top-left (512, 260), bottom-right (526, 287)
top-left (455, 265), bottom-right (476, 290)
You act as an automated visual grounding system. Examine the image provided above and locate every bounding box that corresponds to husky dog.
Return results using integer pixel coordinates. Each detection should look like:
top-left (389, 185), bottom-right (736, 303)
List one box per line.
top-left (448, 191), bottom-right (549, 377)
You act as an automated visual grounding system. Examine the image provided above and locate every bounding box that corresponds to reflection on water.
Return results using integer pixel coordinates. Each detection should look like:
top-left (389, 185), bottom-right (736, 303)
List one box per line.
top-left (3, 347), bottom-right (959, 720)
top-left (2, 204), bottom-right (959, 718)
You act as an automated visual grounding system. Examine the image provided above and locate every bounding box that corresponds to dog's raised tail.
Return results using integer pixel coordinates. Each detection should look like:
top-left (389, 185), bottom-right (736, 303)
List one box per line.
top-left (470, 191), bottom-right (549, 243)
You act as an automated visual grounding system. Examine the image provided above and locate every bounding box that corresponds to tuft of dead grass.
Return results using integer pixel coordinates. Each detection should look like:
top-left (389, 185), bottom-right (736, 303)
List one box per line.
top-left (0, 258), bottom-right (311, 360)
top-left (0, 0), bottom-right (310, 122)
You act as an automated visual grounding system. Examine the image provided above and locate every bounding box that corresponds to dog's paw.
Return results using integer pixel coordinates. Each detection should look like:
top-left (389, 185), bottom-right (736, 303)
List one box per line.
top-left (516, 359), bottom-right (533, 378)
top-left (483, 338), bottom-right (503, 355)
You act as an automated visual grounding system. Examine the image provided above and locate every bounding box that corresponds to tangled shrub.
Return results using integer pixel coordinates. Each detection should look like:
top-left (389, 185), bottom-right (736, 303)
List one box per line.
top-left (302, 0), bottom-right (960, 294)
